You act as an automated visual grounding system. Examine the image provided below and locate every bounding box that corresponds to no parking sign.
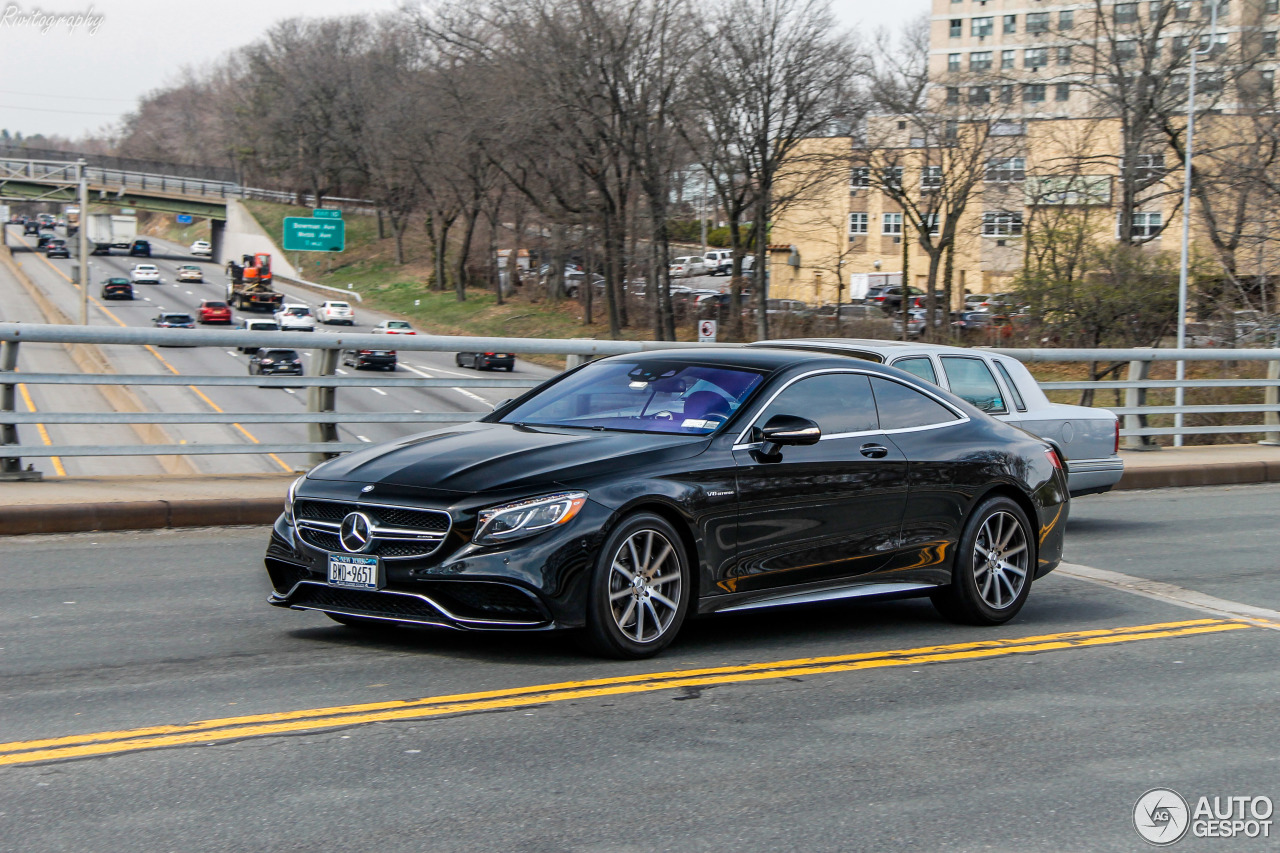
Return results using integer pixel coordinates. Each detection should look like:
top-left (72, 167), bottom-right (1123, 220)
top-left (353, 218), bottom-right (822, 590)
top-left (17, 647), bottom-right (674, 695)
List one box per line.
top-left (698, 319), bottom-right (717, 343)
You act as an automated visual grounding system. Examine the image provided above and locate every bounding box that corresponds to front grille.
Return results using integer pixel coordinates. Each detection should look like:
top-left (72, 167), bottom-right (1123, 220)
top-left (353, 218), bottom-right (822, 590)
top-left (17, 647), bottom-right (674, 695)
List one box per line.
top-left (424, 582), bottom-right (546, 621)
top-left (289, 585), bottom-right (447, 623)
top-left (295, 500), bottom-right (450, 532)
top-left (296, 500), bottom-right (347, 523)
top-left (294, 498), bottom-right (451, 560)
top-left (299, 528), bottom-right (343, 552)
top-left (296, 527), bottom-right (439, 560)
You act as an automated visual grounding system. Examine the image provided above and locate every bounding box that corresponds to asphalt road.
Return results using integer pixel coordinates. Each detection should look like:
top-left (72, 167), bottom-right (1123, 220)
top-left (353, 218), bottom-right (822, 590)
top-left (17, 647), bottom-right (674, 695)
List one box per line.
top-left (0, 225), bottom-right (559, 476)
top-left (1, 485), bottom-right (1277, 851)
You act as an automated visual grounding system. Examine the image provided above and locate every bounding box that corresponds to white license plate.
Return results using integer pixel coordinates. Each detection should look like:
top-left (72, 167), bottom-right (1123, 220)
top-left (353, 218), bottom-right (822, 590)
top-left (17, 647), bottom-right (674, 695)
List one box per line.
top-left (327, 554), bottom-right (381, 590)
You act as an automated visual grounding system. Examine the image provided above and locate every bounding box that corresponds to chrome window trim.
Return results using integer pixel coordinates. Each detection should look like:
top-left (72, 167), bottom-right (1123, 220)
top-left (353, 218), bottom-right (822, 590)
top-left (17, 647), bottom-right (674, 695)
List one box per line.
top-left (731, 368), bottom-right (967, 450)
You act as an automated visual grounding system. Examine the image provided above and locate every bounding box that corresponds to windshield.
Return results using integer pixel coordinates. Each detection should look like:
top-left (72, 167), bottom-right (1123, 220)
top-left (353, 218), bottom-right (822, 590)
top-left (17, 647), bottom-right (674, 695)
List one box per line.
top-left (499, 360), bottom-right (765, 435)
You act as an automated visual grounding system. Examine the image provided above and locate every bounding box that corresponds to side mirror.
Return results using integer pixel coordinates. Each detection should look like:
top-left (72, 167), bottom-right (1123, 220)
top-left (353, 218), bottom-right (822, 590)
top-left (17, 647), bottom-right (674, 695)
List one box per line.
top-left (756, 414), bottom-right (821, 459)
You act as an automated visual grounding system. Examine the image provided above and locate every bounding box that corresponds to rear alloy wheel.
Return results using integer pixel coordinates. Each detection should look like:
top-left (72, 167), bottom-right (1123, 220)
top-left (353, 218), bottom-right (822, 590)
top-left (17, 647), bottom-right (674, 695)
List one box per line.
top-left (581, 513), bottom-right (690, 658)
top-left (932, 496), bottom-right (1034, 625)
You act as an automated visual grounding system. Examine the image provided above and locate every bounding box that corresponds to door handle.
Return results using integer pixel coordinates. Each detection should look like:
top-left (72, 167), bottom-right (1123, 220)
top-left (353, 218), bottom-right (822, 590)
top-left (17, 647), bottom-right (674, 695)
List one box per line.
top-left (860, 443), bottom-right (889, 459)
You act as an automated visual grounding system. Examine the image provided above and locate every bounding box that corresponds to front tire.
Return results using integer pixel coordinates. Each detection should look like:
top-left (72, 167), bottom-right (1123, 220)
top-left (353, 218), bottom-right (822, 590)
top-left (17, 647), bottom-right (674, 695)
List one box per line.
top-left (932, 496), bottom-right (1034, 625)
top-left (580, 512), bottom-right (690, 659)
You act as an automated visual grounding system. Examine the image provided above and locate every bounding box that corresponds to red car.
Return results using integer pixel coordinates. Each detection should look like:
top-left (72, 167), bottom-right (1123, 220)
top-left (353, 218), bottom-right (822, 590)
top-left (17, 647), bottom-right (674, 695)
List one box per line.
top-left (198, 300), bottom-right (233, 324)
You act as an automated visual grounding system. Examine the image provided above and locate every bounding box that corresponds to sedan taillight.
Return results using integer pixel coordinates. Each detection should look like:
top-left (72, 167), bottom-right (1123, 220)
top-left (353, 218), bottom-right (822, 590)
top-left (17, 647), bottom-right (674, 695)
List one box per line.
top-left (1044, 448), bottom-right (1064, 470)
top-left (1114, 419), bottom-right (1121, 454)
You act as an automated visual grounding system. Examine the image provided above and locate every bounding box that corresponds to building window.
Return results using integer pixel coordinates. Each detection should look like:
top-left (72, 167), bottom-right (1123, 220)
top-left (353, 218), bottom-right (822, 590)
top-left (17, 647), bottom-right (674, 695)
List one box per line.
top-left (982, 212), bottom-right (1024, 236)
top-left (1202, 0), bottom-right (1228, 20)
top-left (1174, 0), bottom-right (1192, 19)
top-left (970, 51), bottom-right (993, 71)
top-left (922, 214), bottom-right (941, 236)
top-left (1027, 12), bottom-right (1050, 33)
top-left (1023, 83), bottom-right (1047, 103)
top-left (850, 166), bottom-right (870, 189)
top-left (969, 86), bottom-right (991, 104)
top-left (986, 157), bottom-right (1027, 182)
top-left (882, 167), bottom-right (904, 190)
top-left (1126, 212), bottom-right (1163, 239)
top-left (922, 166), bottom-right (944, 189)
top-left (1268, 0), bottom-right (1279, 13)
top-left (882, 213), bottom-right (903, 236)
top-left (950, 18), bottom-right (963, 37)
top-left (1055, 82), bottom-right (1071, 101)
top-left (1264, 31), bottom-right (1278, 55)
top-left (1057, 46), bottom-right (1073, 65)
top-left (1115, 2), bottom-right (1140, 23)
top-left (1000, 84), bottom-right (1015, 104)
top-left (1060, 9), bottom-right (1075, 29)
top-left (947, 85), bottom-right (961, 104)
top-left (1115, 40), bottom-right (1138, 62)
top-left (1002, 49), bottom-right (1016, 69)
top-left (1172, 34), bottom-right (1192, 56)
top-left (1198, 32), bottom-right (1228, 54)
top-left (1263, 69), bottom-right (1276, 94)
top-left (849, 212), bottom-right (868, 235)
top-left (1120, 153), bottom-right (1166, 181)
top-left (1025, 47), bottom-right (1048, 68)
top-left (1003, 14), bottom-right (1017, 34)
top-left (948, 53), bottom-right (961, 72)
top-left (972, 16), bottom-right (994, 37)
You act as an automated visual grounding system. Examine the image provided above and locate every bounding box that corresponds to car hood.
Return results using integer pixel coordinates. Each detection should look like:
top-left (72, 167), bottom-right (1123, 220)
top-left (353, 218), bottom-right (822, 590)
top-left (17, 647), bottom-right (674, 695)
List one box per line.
top-left (307, 421), bottom-right (709, 493)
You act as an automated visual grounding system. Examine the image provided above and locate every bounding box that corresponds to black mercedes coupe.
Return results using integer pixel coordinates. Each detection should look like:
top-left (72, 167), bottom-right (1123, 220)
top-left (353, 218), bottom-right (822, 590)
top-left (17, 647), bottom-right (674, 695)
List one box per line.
top-left (264, 348), bottom-right (1069, 658)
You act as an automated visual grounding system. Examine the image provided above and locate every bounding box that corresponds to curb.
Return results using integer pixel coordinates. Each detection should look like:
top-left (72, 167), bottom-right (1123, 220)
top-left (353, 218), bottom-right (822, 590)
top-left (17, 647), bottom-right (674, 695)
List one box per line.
top-left (1113, 461), bottom-right (1280, 491)
top-left (0, 498), bottom-right (282, 536)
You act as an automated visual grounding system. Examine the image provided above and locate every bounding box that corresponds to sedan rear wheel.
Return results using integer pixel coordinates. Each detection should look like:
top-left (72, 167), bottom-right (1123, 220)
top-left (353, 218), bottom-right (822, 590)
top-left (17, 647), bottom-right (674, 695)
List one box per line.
top-left (581, 513), bottom-right (689, 658)
top-left (932, 496), bottom-right (1034, 625)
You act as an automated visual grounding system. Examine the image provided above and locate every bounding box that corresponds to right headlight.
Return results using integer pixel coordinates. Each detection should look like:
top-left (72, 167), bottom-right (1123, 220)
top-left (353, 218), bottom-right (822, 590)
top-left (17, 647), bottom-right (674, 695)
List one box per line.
top-left (473, 491), bottom-right (588, 546)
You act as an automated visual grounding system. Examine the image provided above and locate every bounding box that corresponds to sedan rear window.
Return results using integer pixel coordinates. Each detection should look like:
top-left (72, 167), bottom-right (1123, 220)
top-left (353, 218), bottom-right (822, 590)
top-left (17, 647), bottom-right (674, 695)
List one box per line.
top-left (939, 356), bottom-right (1007, 414)
top-left (203, 301), bottom-right (228, 308)
top-left (500, 361), bottom-right (765, 435)
top-left (891, 356), bottom-right (938, 385)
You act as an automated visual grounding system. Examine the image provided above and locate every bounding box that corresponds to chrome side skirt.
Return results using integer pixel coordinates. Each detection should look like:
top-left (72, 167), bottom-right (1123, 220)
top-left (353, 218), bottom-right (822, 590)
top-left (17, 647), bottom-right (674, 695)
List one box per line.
top-left (714, 581), bottom-right (939, 614)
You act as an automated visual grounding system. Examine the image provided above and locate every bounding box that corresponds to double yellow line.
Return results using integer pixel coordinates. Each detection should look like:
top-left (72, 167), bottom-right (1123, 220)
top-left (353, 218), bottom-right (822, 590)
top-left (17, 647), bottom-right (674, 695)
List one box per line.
top-left (12, 232), bottom-right (292, 473)
top-left (0, 618), bottom-right (1249, 767)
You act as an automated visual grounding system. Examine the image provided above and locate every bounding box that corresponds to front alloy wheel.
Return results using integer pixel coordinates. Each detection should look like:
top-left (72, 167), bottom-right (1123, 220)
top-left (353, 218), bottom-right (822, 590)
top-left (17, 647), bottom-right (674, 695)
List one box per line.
top-left (582, 513), bottom-right (689, 658)
top-left (932, 496), bottom-right (1034, 625)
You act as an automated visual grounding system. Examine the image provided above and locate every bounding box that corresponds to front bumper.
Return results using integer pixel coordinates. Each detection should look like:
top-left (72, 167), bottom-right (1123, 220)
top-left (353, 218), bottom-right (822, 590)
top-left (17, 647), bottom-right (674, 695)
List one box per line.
top-left (264, 490), bottom-right (612, 631)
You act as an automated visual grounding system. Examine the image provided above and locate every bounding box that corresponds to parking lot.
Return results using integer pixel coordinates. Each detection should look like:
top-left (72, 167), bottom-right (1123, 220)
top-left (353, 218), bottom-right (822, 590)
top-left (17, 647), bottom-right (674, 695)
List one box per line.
top-left (1, 483), bottom-right (1276, 851)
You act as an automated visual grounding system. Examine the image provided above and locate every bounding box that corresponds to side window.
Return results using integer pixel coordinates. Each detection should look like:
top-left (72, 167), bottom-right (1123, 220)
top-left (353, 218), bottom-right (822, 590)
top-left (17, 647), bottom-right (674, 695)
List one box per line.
top-left (891, 356), bottom-right (939, 386)
top-left (993, 361), bottom-right (1027, 412)
top-left (755, 372), bottom-right (878, 438)
top-left (870, 377), bottom-right (959, 429)
top-left (940, 356), bottom-right (1008, 414)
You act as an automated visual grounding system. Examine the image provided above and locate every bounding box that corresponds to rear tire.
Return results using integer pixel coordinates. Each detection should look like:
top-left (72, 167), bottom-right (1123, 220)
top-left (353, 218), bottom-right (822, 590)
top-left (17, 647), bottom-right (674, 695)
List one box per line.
top-left (931, 496), bottom-right (1035, 625)
top-left (579, 512), bottom-right (690, 659)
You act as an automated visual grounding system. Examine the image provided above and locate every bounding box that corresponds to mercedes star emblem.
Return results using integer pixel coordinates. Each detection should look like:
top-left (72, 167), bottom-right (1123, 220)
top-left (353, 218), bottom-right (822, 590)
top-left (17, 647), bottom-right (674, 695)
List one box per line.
top-left (339, 512), bottom-right (374, 553)
top-left (361, 485), bottom-right (375, 493)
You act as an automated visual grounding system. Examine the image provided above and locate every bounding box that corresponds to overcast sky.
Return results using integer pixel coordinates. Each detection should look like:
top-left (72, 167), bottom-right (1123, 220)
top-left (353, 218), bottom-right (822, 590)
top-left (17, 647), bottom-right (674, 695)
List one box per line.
top-left (0, 0), bottom-right (930, 141)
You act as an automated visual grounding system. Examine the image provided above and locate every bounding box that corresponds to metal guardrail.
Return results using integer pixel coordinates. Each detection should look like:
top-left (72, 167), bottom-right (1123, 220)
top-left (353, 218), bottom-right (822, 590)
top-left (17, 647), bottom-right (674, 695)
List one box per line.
top-left (2, 325), bottom-right (1279, 475)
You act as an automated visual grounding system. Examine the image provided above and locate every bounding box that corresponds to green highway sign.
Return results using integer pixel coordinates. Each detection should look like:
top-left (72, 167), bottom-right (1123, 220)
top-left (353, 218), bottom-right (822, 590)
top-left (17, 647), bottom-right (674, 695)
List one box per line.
top-left (283, 216), bottom-right (345, 252)
top-left (312, 208), bottom-right (342, 219)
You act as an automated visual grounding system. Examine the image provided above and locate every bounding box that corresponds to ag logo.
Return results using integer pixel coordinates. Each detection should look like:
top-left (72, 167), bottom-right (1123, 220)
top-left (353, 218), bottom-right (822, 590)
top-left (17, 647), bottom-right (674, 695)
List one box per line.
top-left (1134, 788), bottom-right (1190, 846)
top-left (339, 512), bottom-right (374, 553)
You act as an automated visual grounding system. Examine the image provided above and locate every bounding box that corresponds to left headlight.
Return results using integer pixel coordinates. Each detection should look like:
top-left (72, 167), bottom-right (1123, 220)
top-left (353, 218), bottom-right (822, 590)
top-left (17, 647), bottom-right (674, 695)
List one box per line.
top-left (284, 475), bottom-right (304, 525)
top-left (473, 491), bottom-right (588, 546)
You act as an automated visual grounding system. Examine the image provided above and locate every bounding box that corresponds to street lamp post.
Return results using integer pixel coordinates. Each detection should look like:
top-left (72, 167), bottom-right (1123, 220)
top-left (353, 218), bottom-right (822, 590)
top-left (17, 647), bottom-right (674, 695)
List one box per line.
top-left (1175, 3), bottom-right (1218, 447)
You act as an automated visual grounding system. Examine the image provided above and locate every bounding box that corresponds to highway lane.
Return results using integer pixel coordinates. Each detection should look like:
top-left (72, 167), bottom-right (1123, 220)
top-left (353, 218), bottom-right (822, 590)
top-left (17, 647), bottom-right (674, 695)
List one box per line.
top-left (1, 225), bottom-right (560, 475)
top-left (0, 486), bottom-right (1277, 851)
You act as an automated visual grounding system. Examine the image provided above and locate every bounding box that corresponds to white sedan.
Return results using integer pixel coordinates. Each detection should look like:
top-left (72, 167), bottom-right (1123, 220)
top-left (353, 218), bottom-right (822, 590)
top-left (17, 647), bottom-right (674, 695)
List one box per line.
top-left (130, 264), bottom-right (161, 284)
top-left (669, 256), bottom-right (708, 278)
top-left (274, 303), bottom-right (317, 332)
top-left (318, 300), bottom-right (356, 325)
top-left (191, 241), bottom-right (212, 257)
top-left (372, 320), bottom-right (416, 335)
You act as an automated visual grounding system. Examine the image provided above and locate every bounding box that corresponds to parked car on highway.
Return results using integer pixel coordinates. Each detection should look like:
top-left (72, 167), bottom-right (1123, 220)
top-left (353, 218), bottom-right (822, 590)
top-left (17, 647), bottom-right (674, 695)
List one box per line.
top-left (455, 351), bottom-right (515, 371)
top-left (372, 319), bottom-right (415, 335)
top-left (274, 303), bottom-right (316, 332)
top-left (190, 240), bottom-right (212, 257)
top-left (152, 312), bottom-right (195, 330)
top-left (751, 338), bottom-right (1123, 497)
top-left (100, 278), bottom-right (134, 300)
top-left (176, 264), bottom-right (204, 282)
top-left (130, 264), bottom-right (161, 284)
top-left (318, 300), bottom-right (356, 325)
top-left (236, 317), bottom-right (279, 352)
top-left (249, 348), bottom-right (304, 376)
top-left (342, 348), bottom-right (397, 371)
top-left (197, 299), bottom-right (232, 324)
top-left (669, 256), bottom-right (708, 278)
top-left (44, 239), bottom-right (69, 259)
top-left (265, 347), bottom-right (1069, 658)
top-left (129, 239), bottom-right (151, 257)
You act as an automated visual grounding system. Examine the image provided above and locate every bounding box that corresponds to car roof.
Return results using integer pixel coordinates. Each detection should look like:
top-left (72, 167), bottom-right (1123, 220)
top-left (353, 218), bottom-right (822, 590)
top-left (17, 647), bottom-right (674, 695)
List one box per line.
top-left (599, 346), bottom-right (909, 374)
